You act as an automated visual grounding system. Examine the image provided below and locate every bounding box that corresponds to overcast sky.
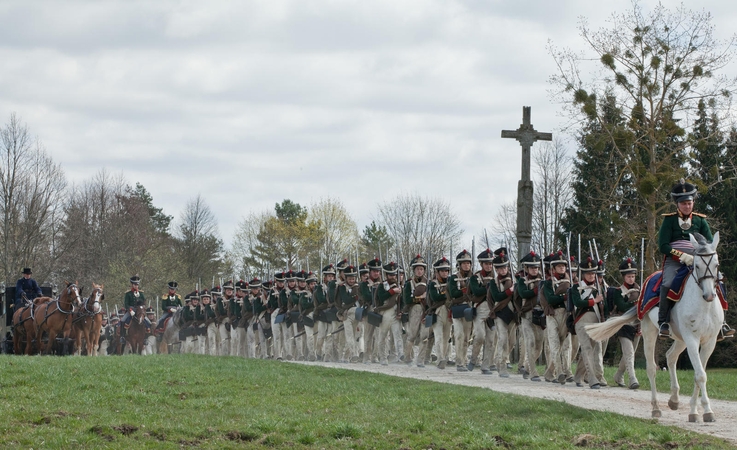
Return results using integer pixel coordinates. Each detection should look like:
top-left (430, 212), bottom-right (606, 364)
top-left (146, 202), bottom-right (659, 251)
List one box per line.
top-left (1, 0), bottom-right (735, 254)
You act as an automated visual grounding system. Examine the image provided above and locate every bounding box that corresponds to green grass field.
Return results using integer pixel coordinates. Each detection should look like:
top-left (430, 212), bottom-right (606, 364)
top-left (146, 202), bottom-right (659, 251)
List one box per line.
top-left (0, 355), bottom-right (733, 449)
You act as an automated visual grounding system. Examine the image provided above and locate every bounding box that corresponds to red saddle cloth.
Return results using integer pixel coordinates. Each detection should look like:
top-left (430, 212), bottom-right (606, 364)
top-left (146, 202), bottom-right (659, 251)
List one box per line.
top-left (637, 269), bottom-right (728, 320)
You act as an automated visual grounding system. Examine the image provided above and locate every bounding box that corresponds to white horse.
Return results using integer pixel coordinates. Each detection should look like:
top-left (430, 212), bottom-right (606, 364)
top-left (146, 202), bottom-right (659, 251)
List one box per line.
top-left (158, 307), bottom-right (183, 354)
top-left (586, 232), bottom-right (723, 422)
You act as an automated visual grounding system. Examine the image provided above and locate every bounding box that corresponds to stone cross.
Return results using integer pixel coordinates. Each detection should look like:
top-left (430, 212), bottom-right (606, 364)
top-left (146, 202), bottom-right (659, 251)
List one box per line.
top-left (501, 106), bottom-right (552, 261)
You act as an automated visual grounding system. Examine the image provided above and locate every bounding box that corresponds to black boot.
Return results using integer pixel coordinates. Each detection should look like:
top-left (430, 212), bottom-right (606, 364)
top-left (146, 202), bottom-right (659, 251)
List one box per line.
top-left (658, 286), bottom-right (673, 340)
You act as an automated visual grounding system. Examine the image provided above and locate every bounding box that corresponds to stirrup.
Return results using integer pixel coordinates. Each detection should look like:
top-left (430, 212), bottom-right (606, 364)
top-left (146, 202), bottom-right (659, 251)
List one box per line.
top-left (658, 323), bottom-right (670, 340)
top-left (722, 323), bottom-right (735, 337)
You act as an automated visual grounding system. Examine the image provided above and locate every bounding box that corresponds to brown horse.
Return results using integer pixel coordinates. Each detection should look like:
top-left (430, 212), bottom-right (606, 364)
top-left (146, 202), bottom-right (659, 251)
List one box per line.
top-left (12, 296), bottom-right (51, 355)
top-left (122, 303), bottom-right (147, 355)
top-left (71, 283), bottom-right (104, 356)
top-left (34, 282), bottom-right (83, 355)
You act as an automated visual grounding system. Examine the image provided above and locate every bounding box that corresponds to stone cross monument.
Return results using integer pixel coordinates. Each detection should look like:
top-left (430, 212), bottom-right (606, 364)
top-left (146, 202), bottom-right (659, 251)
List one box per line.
top-left (501, 106), bottom-right (552, 262)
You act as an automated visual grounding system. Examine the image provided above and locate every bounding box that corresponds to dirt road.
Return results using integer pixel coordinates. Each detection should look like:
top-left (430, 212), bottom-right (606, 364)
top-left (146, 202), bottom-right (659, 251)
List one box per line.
top-left (294, 360), bottom-right (737, 444)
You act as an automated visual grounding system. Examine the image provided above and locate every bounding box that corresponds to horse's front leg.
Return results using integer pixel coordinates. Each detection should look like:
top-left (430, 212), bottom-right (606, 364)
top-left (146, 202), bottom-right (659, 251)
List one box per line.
top-left (665, 340), bottom-right (686, 410)
top-left (643, 315), bottom-right (661, 417)
top-left (688, 336), bottom-right (717, 422)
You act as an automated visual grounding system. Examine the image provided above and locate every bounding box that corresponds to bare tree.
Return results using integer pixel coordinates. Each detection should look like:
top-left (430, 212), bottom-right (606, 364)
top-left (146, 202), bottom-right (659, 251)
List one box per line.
top-left (308, 197), bottom-right (360, 267)
top-left (531, 139), bottom-right (573, 255)
top-left (376, 194), bottom-right (463, 268)
top-left (176, 194), bottom-right (223, 281)
top-left (229, 209), bottom-right (273, 277)
top-left (0, 113), bottom-right (66, 286)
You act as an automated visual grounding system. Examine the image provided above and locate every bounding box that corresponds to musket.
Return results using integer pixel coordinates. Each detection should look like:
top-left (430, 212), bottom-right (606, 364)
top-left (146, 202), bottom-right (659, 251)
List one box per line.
top-left (329, 325), bottom-right (345, 336)
top-left (640, 238), bottom-right (645, 287)
top-left (471, 237), bottom-right (476, 274)
top-left (577, 234), bottom-right (582, 283)
top-left (565, 232), bottom-right (574, 313)
top-left (587, 239), bottom-right (602, 322)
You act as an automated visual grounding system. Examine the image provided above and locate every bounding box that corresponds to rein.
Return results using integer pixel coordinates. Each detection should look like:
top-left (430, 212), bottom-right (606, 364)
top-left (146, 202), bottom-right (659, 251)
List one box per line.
top-left (691, 252), bottom-right (719, 285)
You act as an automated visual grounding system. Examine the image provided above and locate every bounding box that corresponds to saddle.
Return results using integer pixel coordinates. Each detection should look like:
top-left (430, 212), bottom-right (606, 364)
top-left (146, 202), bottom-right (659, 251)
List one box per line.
top-left (637, 266), bottom-right (721, 320)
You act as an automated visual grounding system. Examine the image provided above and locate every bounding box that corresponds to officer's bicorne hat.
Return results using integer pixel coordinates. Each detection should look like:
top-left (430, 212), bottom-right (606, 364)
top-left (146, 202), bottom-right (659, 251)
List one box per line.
top-left (520, 251), bottom-right (542, 266)
top-left (130, 275), bottom-right (141, 285)
top-left (167, 281), bottom-right (178, 290)
top-left (321, 264), bottom-right (336, 276)
top-left (671, 178), bottom-right (697, 203)
top-left (455, 250), bottom-right (472, 264)
top-left (248, 278), bottom-right (262, 289)
top-left (433, 257), bottom-right (451, 271)
top-left (305, 272), bottom-right (318, 283)
top-left (383, 261), bottom-right (399, 275)
top-left (22, 267), bottom-right (32, 275)
top-left (477, 248), bottom-right (494, 263)
top-left (580, 255), bottom-right (598, 272)
top-left (492, 248), bottom-right (510, 267)
top-left (367, 258), bottom-right (382, 271)
top-left (336, 259), bottom-right (349, 271)
top-left (549, 250), bottom-right (568, 266)
top-left (358, 263), bottom-right (369, 274)
top-left (619, 258), bottom-right (638, 275)
top-left (274, 272), bottom-right (285, 282)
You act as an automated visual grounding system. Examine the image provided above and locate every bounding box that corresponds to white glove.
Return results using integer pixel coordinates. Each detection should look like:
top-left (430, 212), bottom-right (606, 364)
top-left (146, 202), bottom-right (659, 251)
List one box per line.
top-left (679, 252), bottom-right (694, 266)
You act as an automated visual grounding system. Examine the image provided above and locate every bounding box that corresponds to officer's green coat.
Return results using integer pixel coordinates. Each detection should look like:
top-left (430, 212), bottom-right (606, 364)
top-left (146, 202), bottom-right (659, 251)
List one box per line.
top-left (161, 294), bottom-right (182, 312)
top-left (124, 290), bottom-right (146, 309)
top-left (658, 212), bottom-right (712, 256)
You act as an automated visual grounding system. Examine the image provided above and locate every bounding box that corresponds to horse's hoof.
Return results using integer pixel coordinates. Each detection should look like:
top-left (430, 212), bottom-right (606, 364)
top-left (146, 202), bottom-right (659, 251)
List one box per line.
top-left (704, 413), bottom-right (715, 422)
top-left (652, 410), bottom-right (661, 418)
top-left (688, 414), bottom-right (698, 423)
top-left (668, 400), bottom-right (679, 410)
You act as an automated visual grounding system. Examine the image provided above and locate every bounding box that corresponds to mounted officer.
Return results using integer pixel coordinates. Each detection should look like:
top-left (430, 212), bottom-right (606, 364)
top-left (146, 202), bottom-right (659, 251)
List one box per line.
top-left (658, 179), bottom-right (734, 339)
top-left (15, 268), bottom-right (42, 310)
top-left (121, 275), bottom-right (150, 334)
top-left (156, 281), bottom-right (181, 336)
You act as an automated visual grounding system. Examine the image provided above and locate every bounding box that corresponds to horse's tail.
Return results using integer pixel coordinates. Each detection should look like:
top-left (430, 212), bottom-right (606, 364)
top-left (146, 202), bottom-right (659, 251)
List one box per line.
top-left (585, 307), bottom-right (638, 341)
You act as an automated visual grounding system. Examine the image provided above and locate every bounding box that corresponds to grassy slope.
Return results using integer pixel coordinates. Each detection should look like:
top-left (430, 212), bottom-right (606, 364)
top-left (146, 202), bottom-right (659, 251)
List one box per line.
top-left (0, 355), bottom-right (733, 449)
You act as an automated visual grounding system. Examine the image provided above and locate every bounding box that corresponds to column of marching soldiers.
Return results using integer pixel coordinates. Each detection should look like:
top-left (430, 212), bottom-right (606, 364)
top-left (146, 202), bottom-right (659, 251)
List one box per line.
top-left (98, 247), bottom-right (649, 390)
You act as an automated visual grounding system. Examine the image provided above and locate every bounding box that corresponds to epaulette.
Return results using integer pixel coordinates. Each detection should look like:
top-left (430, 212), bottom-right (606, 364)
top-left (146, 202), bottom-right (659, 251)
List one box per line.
top-left (661, 212), bottom-right (677, 216)
top-left (692, 212), bottom-right (707, 218)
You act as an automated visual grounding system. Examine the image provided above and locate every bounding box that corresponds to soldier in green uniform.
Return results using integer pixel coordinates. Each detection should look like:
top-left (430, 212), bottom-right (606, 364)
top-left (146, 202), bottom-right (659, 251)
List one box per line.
top-left (609, 258), bottom-right (641, 389)
top-left (328, 260), bottom-right (349, 361)
top-left (300, 272), bottom-right (318, 361)
top-left (448, 250), bottom-right (474, 372)
top-left (570, 255), bottom-right (607, 389)
top-left (180, 291), bottom-right (199, 353)
top-left (156, 281), bottom-right (181, 336)
top-left (402, 255), bottom-right (430, 367)
top-left (374, 262), bottom-right (401, 366)
top-left (517, 251), bottom-right (545, 381)
top-left (359, 258), bottom-right (382, 364)
top-left (487, 248), bottom-right (518, 377)
top-left (245, 278), bottom-right (265, 358)
top-left (428, 257), bottom-right (451, 369)
top-left (269, 273), bottom-right (286, 359)
top-left (314, 265), bottom-right (335, 362)
top-left (121, 275), bottom-right (150, 334)
top-left (467, 249), bottom-right (495, 374)
top-left (658, 179), bottom-right (733, 339)
top-left (337, 265), bottom-right (362, 362)
top-left (200, 290), bottom-right (217, 355)
top-left (232, 280), bottom-right (248, 357)
top-left (290, 271), bottom-right (306, 360)
top-left (542, 252), bottom-right (572, 384)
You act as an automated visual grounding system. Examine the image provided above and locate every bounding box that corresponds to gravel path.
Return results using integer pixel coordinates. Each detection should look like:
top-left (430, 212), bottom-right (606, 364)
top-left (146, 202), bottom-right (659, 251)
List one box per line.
top-left (293, 360), bottom-right (737, 444)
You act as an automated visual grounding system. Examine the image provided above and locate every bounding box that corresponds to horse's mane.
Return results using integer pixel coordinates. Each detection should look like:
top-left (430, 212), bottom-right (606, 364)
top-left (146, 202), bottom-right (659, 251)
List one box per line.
top-left (34, 296), bottom-right (51, 305)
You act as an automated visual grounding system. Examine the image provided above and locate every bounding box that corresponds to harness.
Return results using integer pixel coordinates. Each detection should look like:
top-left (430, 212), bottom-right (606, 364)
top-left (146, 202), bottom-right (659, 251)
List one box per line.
top-left (692, 251), bottom-right (718, 285)
top-left (38, 284), bottom-right (80, 332)
top-left (73, 290), bottom-right (103, 324)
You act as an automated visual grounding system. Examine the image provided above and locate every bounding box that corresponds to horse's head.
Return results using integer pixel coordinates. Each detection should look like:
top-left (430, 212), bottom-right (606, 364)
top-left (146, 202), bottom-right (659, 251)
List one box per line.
top-left (62, 280), bottom-right (83, 309)
top-left (690, 231), bottom-right (720, 302)
top-left (134, 302), bottom-right (146, 323)
top-left (87, 283), bottom-right (104, 314)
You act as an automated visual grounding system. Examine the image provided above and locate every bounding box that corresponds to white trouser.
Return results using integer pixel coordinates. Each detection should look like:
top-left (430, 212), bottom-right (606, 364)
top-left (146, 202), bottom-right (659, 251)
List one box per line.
top-left (494, 315), bottom-right (516, 375)
top-left (614, 332), bottom-right (640, 386)
top-left (376, 309), bottom-right (397, 364)
top-left (545, 308), bottom-right (571, 379)
top-left (304, 312), bottom-right (316, 360)
top-left (206, 323), bottom-right (217, 356)
top-left (452, 306), bottom-right (472, 367)
top-left (574, 311), bottom-right (605, 386)
top-left (520, 310), bottom-right (545, 378)
top-left (342, 307), bottom-right (360, 360)
top-left (432, 306), bottom-right (451, 363)
top-left (217, 320), bottom-right (230, 356)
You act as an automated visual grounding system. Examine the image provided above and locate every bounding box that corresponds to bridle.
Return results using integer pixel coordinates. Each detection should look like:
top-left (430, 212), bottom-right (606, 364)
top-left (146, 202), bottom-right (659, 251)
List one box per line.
top-left (691, 250), bottom-right (719, 291)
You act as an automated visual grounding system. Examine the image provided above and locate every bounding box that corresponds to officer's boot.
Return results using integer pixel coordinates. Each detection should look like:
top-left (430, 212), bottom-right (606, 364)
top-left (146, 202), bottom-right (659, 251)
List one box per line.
top-left (658, 286), bottom-right (674, 340)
